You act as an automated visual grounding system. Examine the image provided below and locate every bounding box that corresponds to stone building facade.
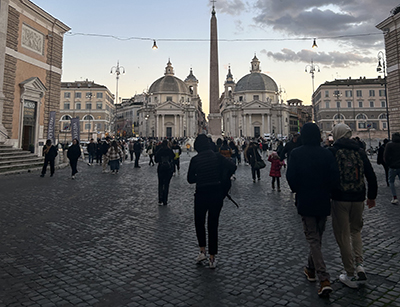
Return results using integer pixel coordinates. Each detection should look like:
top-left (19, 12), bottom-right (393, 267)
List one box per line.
top-left (0, 0), bottom-right (69, 153)
top-left (376, 6), bottom-right (400, 134)
top-left (313, 77), bottom-right (388, 140)
top-left (59, 80), bottom-right (114, 143)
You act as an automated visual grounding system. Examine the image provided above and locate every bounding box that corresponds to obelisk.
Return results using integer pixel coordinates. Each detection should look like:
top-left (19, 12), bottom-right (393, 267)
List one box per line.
top-left (207, 2), bottom-right (222, 136)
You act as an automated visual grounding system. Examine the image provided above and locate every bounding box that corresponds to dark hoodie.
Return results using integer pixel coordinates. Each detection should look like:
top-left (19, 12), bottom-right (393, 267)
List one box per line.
top-left (187, 134), bottom-right (221, 191)
top-left (384, 132), bottom-right (400, 169)
top-left (329, 137), bottom-right (377, 202)
top-left (286, 123), bottom-right (340, 217)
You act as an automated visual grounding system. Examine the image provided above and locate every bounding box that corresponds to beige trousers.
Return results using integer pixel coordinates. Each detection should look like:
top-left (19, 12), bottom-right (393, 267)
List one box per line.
top-left (331, 200), bottom-right (364, 276)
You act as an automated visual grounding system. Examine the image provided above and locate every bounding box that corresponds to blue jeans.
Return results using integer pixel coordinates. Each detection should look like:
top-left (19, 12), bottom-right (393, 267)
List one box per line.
top-left (389, 168), bottom-right (400, 197)
top-left (88, 153), bottom-right (94, 163)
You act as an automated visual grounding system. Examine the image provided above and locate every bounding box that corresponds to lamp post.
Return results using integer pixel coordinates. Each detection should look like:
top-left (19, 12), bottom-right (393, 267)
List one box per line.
top-left (110, 61), bottom-right (125, 137)
top-left (305, 60), bottom-right (320, 122)
top-left (333, 89), bottom-right (342, 124)
top-left (377, 51), bottom-right (390, 140)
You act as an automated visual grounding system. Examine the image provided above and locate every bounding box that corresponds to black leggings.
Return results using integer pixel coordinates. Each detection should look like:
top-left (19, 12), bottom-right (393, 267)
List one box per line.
top-left (272, 177), bottom-right (280, 188)
top-left (251, 167), bottom-right (260, 180)
top-left (194, 189), bottom-right (223, 255)
top-left (41, 158), bottom-right (55, 175)
top-left (69, 159), bottom-right (78, 176)
top-left (158, 172), bottom-right (172, 204)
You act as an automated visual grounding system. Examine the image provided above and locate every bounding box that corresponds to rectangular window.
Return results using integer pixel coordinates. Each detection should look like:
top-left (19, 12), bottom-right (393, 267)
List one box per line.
top-left (358, 101), bottom-right (363, 108)
top-left (347, 101), bottom-right (352, 108)
top-left (64, 92), bottom-right (71, 98)
top-left (63, 103), bottom-right (70, 110)
top-left (85, 123), bottom-right (91, 130)
top-left (253, 95), bottom-right (259, 100)
top-left (358, 122), bottom-right (366, 129)
top-left (370, 101), bottom-right (374, 107)
top-left (325, 102), bottom-right (329, 109)
top-left (383, 122), bottom-right (387, 129)
top-left (85, 92), bottom-right (93, 99)
top-left (372, 122), bottom-right (378, 129)
top-left (76, 103), bottom-right (81, 110)
top-left (75, 92), bottom-right (81, 98)
top-left (381, 101), bottom-right (386, 107)
top-left (345, 90), bottom-right (352, 97)
top-left (166, 96), bottom-right (172, 101)
top-left (369, 90), bottom-right (375, 97)
top-left (239, 96), bottom-right (243, 102)
top-left (96, 103), bottom-right (102, 109)
top-left (325, 91), bottom-right (329, 98)
top-left (149, 98), bottom-right (151, 103)
top-left (86, 103), bottom-right (92, 110)
top-left (336, 101), bottom-right (340, 108)
top-left (356, 90), bottom-right (362, 97)
top-left (96, 92), bottom-right (103, 99)
top-left (379, 89), bottom-right (386, 96)
top-left (97, 123), bottom-right (102, 130)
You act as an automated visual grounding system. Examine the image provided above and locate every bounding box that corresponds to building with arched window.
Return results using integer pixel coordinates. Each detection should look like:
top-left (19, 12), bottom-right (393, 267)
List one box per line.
top-left (313, 77), bottom-right (389, 139)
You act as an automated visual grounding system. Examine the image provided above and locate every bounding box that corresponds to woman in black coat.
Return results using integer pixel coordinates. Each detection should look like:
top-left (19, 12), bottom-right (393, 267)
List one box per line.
top-left (40, 139), bottom-right (58, 177)
top-left (67, 138), bottom-right (81, 179)
top-left (245, 141), bottom-right (262, 182)
top-left (155, 140), bottom-right (175, 206)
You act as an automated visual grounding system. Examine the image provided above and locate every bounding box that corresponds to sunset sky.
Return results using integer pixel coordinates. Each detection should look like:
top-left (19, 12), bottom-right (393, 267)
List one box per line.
top-left (32, 0), bottom-right (399, 115)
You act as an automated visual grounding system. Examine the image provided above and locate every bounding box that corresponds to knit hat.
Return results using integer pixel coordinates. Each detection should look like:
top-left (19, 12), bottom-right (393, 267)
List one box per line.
top-left (300, 122), bottom-right (320, 146)
top-left (332, 123), bottom-right (352, 141)
top-left (194, 134), bottom-right (210, 152)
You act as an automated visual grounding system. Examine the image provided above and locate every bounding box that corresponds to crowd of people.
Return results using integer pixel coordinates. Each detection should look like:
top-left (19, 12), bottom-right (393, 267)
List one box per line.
top-left (38, 126), bottom-right (400, 298)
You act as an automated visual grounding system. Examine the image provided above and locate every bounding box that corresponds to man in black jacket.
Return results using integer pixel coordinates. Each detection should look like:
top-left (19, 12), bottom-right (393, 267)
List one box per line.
top-left (384, 132), bottom-right (400, 204)
top-left (279, 133), bottom-right (301, 162)
top-left (133, 139), bottom-right (142, 168)
top-left (286, 123), bottom-right (339, 297)
top-left (329, 123), bottom-right (377, 289)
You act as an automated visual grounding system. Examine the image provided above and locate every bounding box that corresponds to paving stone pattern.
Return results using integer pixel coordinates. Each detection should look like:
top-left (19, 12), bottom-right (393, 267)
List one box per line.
top-left (0, 152), bottom-right (399, 307)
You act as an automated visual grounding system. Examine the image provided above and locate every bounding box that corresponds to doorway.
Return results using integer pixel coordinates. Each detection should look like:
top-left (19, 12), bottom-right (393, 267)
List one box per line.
top-left (254, 126), bottom-right (260, 138)
top-left (166, 127), bottom-right (172, 138)
top-left (22, 100), bottom-right (37, 152)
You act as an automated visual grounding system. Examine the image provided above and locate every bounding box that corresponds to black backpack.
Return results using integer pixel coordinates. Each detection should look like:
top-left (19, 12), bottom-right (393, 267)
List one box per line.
top-left (159, 155), bottom-right (173, 172)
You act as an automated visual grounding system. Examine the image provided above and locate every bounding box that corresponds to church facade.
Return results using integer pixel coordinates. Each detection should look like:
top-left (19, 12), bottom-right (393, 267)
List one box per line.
top-left (220, 56), bottom-right (290, 138)
top-left (137, 60), bottom-right (206, 138)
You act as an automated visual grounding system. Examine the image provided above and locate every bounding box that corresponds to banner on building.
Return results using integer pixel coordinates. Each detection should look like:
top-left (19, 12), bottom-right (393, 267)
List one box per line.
top-left (47, 111), bottom-right (56, 144)
top-left (71, 117), bottom-right (80, 142)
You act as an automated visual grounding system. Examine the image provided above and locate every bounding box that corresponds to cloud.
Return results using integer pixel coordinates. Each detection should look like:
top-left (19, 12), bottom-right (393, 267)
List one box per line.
top-left (261, 48), bottom-right (375, 68)
top-left (252, 0), bottom-right (399, 48)
top-left (209, 0), bottom-right (246, 16)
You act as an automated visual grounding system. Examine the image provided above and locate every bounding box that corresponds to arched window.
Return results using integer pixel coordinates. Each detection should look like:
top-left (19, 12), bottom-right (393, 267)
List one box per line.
top-left (378, 113), bottom-right (387, 120)
top-left (60, 115), bottom-right (72, 121)
top-left (333, 114), bottom-right (345, 120)
top-left (83, 115), bottom-right (94, 121)
top-left (356, 113), bottom-right (367, 120)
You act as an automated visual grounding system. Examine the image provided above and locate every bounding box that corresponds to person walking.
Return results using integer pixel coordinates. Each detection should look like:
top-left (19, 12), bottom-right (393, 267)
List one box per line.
top-left (384, 132), bottom-right (400, 204)
top-left (171, 140), bottom-right (182, 174)
top-left (101, 137), bottom-right (110, 173)
top-left (106, 140), bottom-right (123, 174)
top-left (286, 123), bottom-right (339, 297)
top-left (186, 142), bottom-right (191, 154)
top-left (87, 138), bottom-right (96, 166)
top-left (267, 151), bottom-right (284, 192)
top-left (133, 139), bottom-right (142, 168)
top-left (245, 141), bottom-right (263, 182)
top-left (146, 141), bottom-right (156, 166)
top-left (67, 138), bottom-right (82, 179)
top-left (279, 133), bottom-right (301, 163)
top-left (377, 139), bottom-right (389, 186)
top-left (95, 139), bottom-right (102, 164)
top-left (40, 139), bottom-right (58, 177)
top-left (155, 140), bottom-right (175, 206)
top-left (128, 140), bottom-right (134, 162)
top-left (219, 139), bottom-right (232, 160)
top-left (187, 134), bottom-right (236, 269)
top-left (328, 123), bottom-right (377, 289)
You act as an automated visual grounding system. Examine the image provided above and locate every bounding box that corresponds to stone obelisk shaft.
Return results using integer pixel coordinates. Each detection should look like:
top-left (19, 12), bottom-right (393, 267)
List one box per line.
top-left (208, 8), bottom-right (221, 136)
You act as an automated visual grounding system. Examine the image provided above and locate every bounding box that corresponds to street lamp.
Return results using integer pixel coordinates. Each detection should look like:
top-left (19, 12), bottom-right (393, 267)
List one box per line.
top-left (110, 61), bottom-right (125, 137)
top-left (377, 51), bottom-right (390, 140)
top-left (333, 89), bottom-right (342, 124)
top-left (305, 60), bottom-right (320, 122)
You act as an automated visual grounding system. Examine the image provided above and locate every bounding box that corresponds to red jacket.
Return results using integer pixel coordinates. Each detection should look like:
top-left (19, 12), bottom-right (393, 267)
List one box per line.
top-left (268, 155), bottom-right (283, 177)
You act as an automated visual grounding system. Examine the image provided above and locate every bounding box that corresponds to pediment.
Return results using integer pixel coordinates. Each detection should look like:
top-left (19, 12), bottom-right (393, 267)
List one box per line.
top-left (156, 101), bottom-right (183, 111)
top-left (20, 77), bottom-right (47, 92)
top-left (243, 100), bottom-right (270, 110)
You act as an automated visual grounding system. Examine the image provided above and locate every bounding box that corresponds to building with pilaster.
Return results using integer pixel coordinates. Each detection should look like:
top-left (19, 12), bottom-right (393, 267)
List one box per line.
top-left (0, 0), bottom-right (69, 153)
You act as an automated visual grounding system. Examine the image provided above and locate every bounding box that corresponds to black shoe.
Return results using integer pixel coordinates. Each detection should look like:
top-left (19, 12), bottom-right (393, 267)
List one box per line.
top-left (40, 174), bottom-right (44, 177)
top-left (50, 174), bottom-right (54, 177)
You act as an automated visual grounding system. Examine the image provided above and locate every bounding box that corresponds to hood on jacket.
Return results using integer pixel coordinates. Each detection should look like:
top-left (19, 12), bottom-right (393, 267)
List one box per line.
top-left (392, 132), bottom-right (400, 143)
top-left (332, 123), bottom-right (352, 141)
top-left (194, 134), bottom-right (210, 152)
top-left (300, 122), bottom-right (320, 146)
top-left (333, 137), bottom-right (360, 151)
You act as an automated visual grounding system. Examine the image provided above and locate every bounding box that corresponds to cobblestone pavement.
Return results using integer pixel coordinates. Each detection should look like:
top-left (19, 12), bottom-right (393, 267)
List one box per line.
top-left (0, 151), bottom-right (399, 307)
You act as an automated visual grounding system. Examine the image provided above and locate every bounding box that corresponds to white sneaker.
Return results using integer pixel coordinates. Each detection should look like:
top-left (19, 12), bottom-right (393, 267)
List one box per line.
top-left (209, 258), bottom-right (217, 269)
top-left (71, 175), bottom-right (75, 180)
top-left (196, 252), bottom-right (207, 263)
top-left (391, 198), bottom-right (399, 204)
top-left (356, 265), bottom-right (367, 283)
top-left (339, 273), bottom-right (358, 288)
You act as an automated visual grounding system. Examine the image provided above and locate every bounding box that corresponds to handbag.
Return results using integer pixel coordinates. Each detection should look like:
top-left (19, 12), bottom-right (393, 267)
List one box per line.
top-left (148, 148), bottom-right (153, 155)
top-left (253, 148), bottom-right (266, 170)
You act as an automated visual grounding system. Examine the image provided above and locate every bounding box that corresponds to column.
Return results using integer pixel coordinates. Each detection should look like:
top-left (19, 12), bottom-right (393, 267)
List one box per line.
top-left (180, 114), bottom-right (183, 137)
top-left (174, 115), bottom-right (177, 137)
top-left (0, 0), bottom-right (10, 142)
top-left (262, 114), bottom-right (265, 136)
top-left (248, 114), bottom-right (252, 137)
top-left (267, 114), bottom-right (271, 134)
top-left (161, 114), bottom-right (165, 138)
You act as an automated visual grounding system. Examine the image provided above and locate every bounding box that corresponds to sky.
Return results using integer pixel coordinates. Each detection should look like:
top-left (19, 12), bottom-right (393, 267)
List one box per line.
top-left (31, 0), bottom-right (399, 115)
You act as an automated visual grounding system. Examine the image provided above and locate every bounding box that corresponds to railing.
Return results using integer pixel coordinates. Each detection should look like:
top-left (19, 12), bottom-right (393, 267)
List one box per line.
top-left (0, 129), bottom-right (10, 139)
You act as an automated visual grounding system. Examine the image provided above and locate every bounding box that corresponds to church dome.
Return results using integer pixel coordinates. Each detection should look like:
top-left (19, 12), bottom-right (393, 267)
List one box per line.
top-left (149, 75), bottom-right (190, 94)
top-left (234, 73), bottom-right (278, 93)
top-left (149, 60), bottom-right (190, 94)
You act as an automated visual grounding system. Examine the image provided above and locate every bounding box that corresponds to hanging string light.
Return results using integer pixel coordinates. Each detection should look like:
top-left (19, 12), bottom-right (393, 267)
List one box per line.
top-left (312, 38), bottom-right (318, 48)
top-left (152, 40), bottom-right (158, 50)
